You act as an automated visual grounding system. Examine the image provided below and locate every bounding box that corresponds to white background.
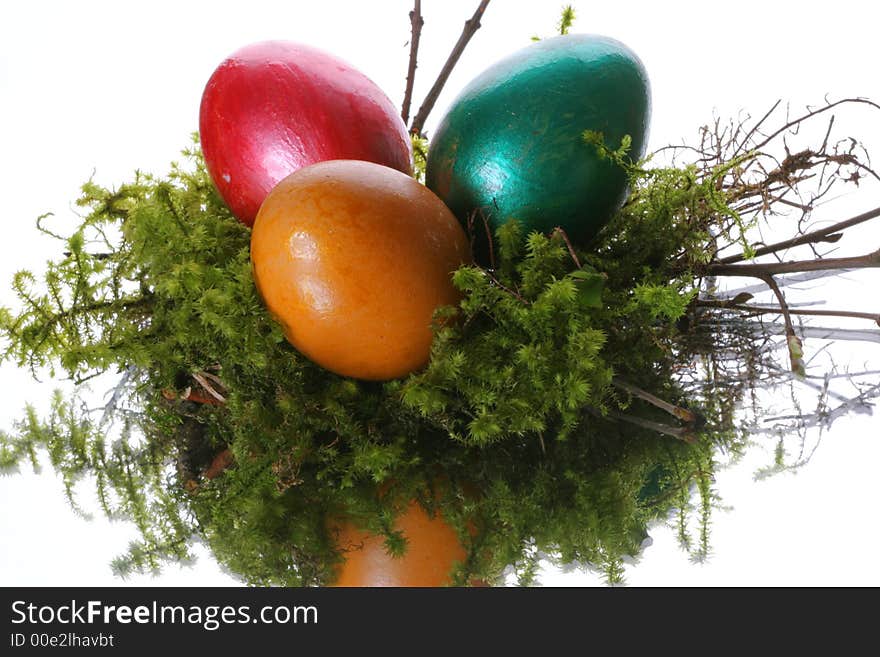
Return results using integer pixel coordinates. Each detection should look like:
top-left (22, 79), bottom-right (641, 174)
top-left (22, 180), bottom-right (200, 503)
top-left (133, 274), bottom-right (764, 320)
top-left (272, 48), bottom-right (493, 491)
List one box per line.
top-left (0, 0), bottom-right (878, 586)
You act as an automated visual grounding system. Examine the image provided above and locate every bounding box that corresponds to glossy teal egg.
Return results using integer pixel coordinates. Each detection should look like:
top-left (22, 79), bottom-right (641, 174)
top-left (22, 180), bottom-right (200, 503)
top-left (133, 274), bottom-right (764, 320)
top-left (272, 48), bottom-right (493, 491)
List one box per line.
top-left (426, 34), bottom-right (650, 252)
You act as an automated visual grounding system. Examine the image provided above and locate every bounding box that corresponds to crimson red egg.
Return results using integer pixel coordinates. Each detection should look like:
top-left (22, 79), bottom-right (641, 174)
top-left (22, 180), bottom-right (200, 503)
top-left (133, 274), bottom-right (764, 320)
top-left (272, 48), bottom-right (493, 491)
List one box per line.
top-left (199, 41), bottom-right (413, 226)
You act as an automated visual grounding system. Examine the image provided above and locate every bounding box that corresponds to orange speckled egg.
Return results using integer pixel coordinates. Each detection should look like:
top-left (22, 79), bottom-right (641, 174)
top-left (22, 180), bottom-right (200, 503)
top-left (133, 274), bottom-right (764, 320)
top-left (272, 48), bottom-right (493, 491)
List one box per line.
top-left (330, 500), bottom-right (469, 587)
top-left (250, 160), bottom-right (471, 380)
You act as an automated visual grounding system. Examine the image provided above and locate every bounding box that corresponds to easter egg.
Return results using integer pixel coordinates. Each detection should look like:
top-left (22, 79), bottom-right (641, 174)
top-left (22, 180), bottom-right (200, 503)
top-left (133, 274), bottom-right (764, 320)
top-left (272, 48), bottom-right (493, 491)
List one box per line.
top-left (330, 499), bottom-right (469, 587)
top-left (426, 34), bottom-right (650, 250)
top-left (250, 160), bottom-right (471, 381)
top-left (200, 41), bottom-right (412, 226)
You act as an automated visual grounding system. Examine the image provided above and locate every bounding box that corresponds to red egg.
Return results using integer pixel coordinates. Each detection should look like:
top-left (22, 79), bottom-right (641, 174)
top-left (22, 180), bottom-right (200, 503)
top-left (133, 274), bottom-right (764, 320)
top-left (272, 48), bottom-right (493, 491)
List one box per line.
top-left (199, 41), bottom-right (413, 226)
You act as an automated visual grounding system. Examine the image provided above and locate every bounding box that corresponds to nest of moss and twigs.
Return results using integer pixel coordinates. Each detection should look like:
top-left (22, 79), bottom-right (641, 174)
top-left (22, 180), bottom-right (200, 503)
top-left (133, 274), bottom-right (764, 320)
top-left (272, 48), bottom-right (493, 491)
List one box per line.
top-left (1, 95), bottom-right (879, 586)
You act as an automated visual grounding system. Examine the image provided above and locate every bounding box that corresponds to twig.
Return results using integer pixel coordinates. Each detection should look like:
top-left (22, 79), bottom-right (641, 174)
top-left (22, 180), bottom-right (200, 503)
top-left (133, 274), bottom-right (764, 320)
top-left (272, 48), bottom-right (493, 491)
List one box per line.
top-left (485, 269), bottom-right (528, 304)
top-left (191, 371), bottom-right (227, 404)
top-left (708, 249), bottom-right (880, 278)
top-left (410, 0), bottom-right (492, 136)
top-left (696, 300), bottom-right (880, 325)
top-left (735, 322), bottom-right (880, 345)
top-left (760, 274), bottom-right (804, 376)
top-left (552, 227), bottom-right (582, 269)
top-left (796, 369), bottom-right (880, 381)
top-left (602, 409), bottom-right (698, 444)
top-left (199, 371), bottom-right (227, 388)
top-left (400, 0), bottom-right (424, 125)
top-left (753, 98), bottom-right (880, 151)
top-left (719, 269), bottom-right (859, 297)
top-left (480, 209), bottom-right (496, 271)
top-left (719, 205), bottom-right (880, 264)
top-left (732, 99), bottom-right (782, 159)
top-left (612, 378), bottom-right (698, 423)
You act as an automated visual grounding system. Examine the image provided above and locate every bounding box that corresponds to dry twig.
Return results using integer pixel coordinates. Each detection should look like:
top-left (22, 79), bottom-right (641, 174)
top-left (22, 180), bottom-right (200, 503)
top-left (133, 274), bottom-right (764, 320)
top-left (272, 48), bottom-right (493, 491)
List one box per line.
top-left (410, 0), bottom-right (492, 135)
top-left (400, 0), bottom-right (424, 125)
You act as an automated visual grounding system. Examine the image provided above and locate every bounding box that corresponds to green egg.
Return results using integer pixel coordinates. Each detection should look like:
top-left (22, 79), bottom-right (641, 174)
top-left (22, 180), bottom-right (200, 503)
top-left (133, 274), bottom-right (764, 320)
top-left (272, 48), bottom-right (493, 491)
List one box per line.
top-left (426, 34), bottom-right (650, 252)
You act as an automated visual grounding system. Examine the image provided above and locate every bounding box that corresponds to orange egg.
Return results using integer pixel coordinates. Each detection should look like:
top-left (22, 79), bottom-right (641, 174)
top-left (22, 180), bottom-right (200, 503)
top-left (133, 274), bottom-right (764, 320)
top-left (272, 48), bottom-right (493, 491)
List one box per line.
top-left (330, 499), bottom-right (469, 587)
top-left (251, 160), bottom-right (471, 380)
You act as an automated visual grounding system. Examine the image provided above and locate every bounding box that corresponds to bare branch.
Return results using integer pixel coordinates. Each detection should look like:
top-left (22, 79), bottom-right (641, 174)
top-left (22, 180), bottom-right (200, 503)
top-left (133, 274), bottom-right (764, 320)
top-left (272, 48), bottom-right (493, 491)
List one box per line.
top-left (755, 274), bottom-right (802, 377)
top-left (191, 371), bottom-right (227, 404)
top-left (753, 98), bottom-right (880, 151)
top-left (552, 227), bottom-right (582, 269)
top-left (612, 378), bottom-right (698, 423)
top-left (709, 249), bottom-right (880, 278)
top-left (732, 99), bottom-right (782, 159)
top-left (400, 0), bottom-right (424, 125)
top-left (696, 300), bottom-right (880, 325)
top-left (752, 323), bottom-right (880, 345)
top-left (719, 269), bottom-right (859, 296)
top-left (603, 409), bottom-right (698, 443)
top-left (410, 0), bottom-right (492, 136)
top-left (720, 205), bottom-right (880, 264)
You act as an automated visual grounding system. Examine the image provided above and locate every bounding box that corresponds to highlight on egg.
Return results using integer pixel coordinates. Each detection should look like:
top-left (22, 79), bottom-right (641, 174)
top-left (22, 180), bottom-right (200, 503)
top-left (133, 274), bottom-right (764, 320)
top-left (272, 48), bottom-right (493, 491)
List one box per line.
top-left (250, 160), bottom-right (471, 381)
top-left (426, 33), bottom-right (651, 252)
top-left (199, 40), bottom-right (413, 226)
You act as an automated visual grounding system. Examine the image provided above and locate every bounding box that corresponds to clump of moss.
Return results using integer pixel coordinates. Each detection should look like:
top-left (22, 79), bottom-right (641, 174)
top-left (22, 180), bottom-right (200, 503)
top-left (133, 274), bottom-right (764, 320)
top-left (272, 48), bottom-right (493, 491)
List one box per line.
top-left (0, 118), bottom-right (851, 584)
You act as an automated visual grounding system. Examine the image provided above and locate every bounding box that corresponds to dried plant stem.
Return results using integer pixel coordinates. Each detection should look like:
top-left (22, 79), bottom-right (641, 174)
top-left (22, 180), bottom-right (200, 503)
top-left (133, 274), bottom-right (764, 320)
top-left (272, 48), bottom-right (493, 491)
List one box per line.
top-left (697, 300), bottom-right (880, 325)
top-left (753, 97), bottom-right (880, 151)
top-left (760, 274), bottom-right (804, 375)
top-left (709, 249), bottom-right (880, 278)
top-left (400, 0), bottom-right (424, 125)
top-left (410, 0), bottom-right (491, 136)
top-left (612, 378), bottom-right (697, 423)
top-left (749, 323), bottom-right (880, 345)
top-left (191, 372), bottom-right (227, 403)
top-left (603, 410), bottom-right (698, 443)
top-left (720, 205), bottom-right (880, 264)
top-left (552, 227), bottom-right (582, 269)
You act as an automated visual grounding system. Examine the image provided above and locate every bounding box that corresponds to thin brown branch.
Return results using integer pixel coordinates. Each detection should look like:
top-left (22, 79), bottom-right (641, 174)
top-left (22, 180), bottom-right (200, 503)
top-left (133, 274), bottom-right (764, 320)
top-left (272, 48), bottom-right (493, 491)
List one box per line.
top-left (760, 275), bottom-right (794, 336)
top-left (552, 227), bottom-right (582, 269)
top-left (603, 409), bottom-right (698, 443)
top-left (732, 99), bottom-right (782, 158)
top-left (410, 0), bottom-right (492, 136)
top-left (733, 322), bottom-right (880, 345)
top-left (761, 274), bottom-right (804, 376)
top-left (485, 269), bottom-right (528, 304)
top-left (696, 300), bottom-right (880, 325)
top-left (612, 378), bottom-right (697, 423)
top-left (401, 0), bottom-right (423, 125)
top-left (753, 98), bottom-right (880, 151)
top-left (708, 249), bottom-right (880, 278)
top-left (719, 269), bottom-right (859, 297)
top-left (191, 372), bottom-right (227, 404)
top-left (719, 206), bottom-right (880, 264)
top-left (481, 209), bottom-right (496, 271)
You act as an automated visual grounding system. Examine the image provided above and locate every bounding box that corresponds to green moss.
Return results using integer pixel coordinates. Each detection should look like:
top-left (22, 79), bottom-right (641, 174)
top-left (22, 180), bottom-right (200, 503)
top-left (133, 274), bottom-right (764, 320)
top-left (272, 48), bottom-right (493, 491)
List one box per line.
top-left (0, 131), bottom-right (781, 586)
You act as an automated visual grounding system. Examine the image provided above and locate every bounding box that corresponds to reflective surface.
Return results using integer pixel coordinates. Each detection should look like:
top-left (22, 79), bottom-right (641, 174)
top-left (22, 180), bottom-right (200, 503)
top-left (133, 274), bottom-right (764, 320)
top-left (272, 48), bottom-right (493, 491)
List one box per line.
top-left (200, 41), bottom-right (412, 226)
top-left (250, 160), bottom-right (471, 381)
top-left (426, 34), bottom-right (651, 250)
top-left (330, 500), bottom-right (468, 587)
